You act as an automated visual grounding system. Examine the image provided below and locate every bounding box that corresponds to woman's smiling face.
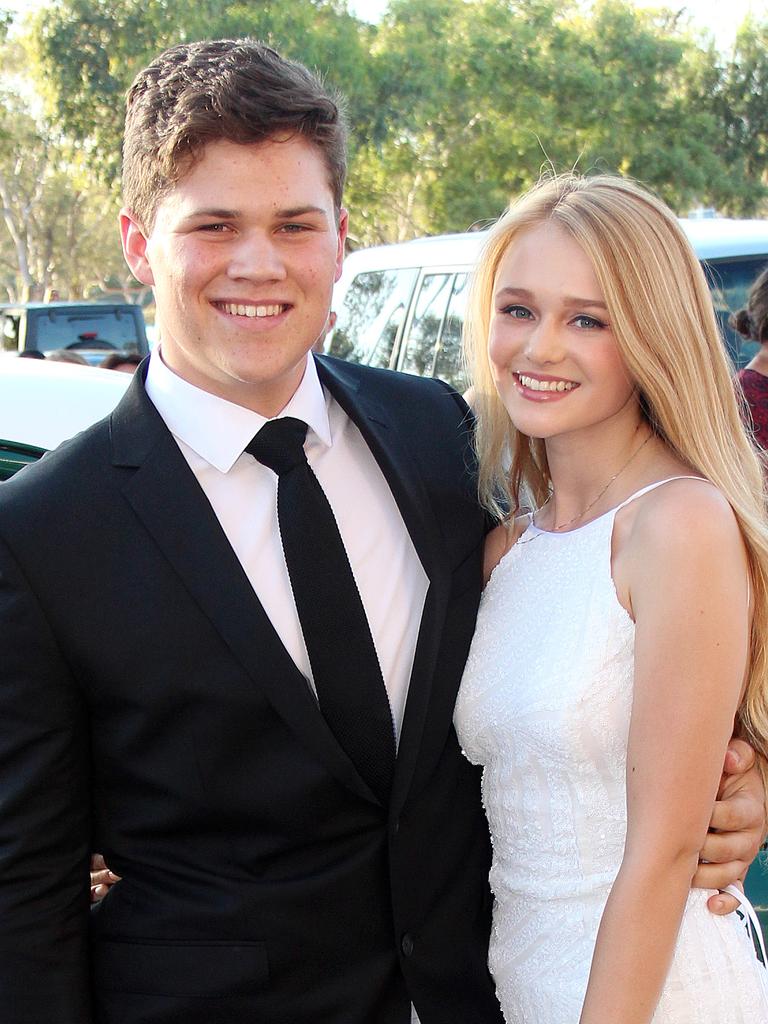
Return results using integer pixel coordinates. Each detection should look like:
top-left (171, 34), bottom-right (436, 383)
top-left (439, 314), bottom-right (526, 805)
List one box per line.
top-left (488, 220), bottom-right (638, 442)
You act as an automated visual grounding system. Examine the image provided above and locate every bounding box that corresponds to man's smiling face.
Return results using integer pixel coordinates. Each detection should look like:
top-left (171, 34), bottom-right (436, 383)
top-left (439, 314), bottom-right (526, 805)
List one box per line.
top-left (121, 136), bottom-right (347, 416)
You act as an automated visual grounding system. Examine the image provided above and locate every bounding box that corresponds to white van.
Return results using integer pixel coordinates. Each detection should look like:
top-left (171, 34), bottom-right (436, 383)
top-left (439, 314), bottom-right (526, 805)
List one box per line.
top-left (328, 220), bottom-right (768, 392)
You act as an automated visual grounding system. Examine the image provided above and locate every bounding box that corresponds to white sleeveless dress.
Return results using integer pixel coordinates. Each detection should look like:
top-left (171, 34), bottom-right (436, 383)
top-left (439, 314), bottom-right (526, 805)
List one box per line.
top-left (454, 478), bottom-right (768, 1023)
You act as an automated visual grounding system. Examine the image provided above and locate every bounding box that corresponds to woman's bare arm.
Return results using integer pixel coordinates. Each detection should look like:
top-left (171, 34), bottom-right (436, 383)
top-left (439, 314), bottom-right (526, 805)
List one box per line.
top-left (579, 481), bottom-right (751, 1024)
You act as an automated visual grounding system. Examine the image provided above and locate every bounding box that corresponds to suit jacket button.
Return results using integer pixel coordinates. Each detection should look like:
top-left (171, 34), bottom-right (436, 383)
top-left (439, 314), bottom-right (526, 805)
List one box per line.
top-left (401, 933), bottom-right (414, 957)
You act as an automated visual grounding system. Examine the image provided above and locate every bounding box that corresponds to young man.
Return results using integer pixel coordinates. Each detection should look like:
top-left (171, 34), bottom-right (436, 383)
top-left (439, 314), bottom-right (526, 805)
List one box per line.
top-left (0, 38), bottom-right (762, 1024)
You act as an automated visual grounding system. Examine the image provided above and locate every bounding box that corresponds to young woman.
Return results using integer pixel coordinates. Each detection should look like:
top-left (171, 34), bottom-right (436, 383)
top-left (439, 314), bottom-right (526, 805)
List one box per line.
top-left (454, 173), bottom-right (768, 1023)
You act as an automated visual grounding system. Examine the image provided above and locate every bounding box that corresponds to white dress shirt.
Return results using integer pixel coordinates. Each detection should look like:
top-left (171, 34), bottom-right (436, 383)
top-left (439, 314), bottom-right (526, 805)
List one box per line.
top-left (145, 349), bottom-right (429, 741)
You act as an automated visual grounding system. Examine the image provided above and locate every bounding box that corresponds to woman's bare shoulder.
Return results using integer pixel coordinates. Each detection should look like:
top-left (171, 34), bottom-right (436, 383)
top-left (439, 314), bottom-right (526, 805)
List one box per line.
top-left (628, 477), bottom-right (740, 550)
top-left (616, 477), bottom-right (746, 597)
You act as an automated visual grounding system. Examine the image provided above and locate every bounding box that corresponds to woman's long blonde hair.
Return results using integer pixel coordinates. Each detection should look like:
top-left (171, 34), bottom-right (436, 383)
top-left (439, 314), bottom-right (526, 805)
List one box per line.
top-left (464, 172), bottom-right (768, 766)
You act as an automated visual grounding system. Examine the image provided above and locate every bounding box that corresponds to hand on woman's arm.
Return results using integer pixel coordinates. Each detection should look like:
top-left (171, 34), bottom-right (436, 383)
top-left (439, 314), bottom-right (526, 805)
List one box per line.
top-left (579, 483), bottom-right (751, 1024)
top-left (697, 738), bottom-right (767, 913)
top-left (90, 853), bottom-right (121, 902)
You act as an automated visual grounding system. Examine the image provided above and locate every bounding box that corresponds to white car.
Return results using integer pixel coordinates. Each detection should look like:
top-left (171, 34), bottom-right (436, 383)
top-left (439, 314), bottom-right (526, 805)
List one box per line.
top-left (329, 219), bottom-right (768, 392)
top-left (0, 358), bottom-right (131, 479)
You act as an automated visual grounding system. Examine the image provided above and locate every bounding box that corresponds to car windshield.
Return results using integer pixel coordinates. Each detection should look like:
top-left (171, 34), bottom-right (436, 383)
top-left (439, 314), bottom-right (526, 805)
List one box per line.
top-left (33, 309), bottom-right (141, 352)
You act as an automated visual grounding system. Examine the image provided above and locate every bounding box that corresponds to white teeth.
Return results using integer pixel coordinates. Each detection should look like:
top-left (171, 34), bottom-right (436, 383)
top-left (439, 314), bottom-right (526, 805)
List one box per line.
top-left (220, 302), bottom-right (283, 318)
top-left (518, 374), bottom-right (576, 392)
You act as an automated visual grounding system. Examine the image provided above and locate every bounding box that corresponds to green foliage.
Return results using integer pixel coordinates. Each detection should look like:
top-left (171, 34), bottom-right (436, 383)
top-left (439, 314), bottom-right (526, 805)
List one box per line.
top-left (348, 0), bottom-right (767, 238)
top-left (0, 99), bottom-right (127, 301)
top-left (29, 0), bottom-right (375, 182)
top-left (694, 17), bottom-right (768, 215)
top-left (539, 1), bottom-right (732, 211)
top-left (5, 0), bottom-right (768, 274)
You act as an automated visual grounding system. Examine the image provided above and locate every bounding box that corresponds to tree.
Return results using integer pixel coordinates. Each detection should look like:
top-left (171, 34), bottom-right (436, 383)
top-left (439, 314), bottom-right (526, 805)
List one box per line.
top-left (0, 106), bottom-right (128, 301)
top-left (538, 0), bottom-right (742, 213)
top-left (0, 28), bottom-right (128, 303)
top-left (347, 0), bottom-right (574, 241)
top-left (694, 16), bottom-right (768, 216)
top-left (29, 0), bottom-right (376, 183)
top-left (347, 0), bottom-right (753, 238)
top-left (22, 0), bottom-right (768, 248)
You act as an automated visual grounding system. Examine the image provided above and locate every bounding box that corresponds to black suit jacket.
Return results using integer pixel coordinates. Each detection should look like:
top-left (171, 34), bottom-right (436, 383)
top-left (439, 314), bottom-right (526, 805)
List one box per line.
top-left (0, 356), bottom-right (501, 1024)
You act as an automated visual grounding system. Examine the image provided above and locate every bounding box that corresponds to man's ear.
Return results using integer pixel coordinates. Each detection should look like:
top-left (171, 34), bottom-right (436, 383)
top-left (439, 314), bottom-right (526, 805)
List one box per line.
top-left (120, 210), bottom-right (155, 286)
top-left (334, 208), bottom-right (349, 284)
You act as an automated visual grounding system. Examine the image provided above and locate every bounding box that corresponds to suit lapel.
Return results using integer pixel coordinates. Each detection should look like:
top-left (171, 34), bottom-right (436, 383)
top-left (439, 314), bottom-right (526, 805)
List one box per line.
top-left (316, 359), bottom-right (454, 816)
top-left (111, 362), bottom-right (456, 813)
top-left (109, 373), bottom-right (376, 804)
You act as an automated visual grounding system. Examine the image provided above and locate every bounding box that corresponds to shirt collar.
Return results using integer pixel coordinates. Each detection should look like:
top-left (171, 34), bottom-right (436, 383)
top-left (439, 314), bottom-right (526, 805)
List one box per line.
top-left (145, 349), bottom-right (332, 473)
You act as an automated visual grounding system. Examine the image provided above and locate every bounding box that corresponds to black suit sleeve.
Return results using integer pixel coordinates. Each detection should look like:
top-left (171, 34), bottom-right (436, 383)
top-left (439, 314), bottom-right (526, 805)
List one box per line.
top-left (431, 376), bottom-right (500, 532)
top-left (0, 536), bottom-right (91, 1022)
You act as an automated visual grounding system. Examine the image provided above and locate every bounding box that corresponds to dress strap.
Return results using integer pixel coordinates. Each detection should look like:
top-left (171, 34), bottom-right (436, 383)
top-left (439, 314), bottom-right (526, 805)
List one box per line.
top-left (612, 476), bottom-right (708, 515)
top-left (723, 884), bottom-right (768, 967)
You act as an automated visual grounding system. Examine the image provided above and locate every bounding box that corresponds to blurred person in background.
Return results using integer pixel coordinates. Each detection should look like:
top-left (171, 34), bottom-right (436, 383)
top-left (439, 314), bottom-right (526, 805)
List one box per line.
top-left (100, 351), bottom-right (143, 373)
top-left (46, 348), bottom-right (89, 365)
top-left (732, 267), bottom-right (768, 451)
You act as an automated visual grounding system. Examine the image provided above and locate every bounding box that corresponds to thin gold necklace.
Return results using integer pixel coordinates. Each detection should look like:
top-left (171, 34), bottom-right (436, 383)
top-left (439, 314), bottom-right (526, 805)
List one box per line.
top-left (522, 431), bottom-right (653, 541)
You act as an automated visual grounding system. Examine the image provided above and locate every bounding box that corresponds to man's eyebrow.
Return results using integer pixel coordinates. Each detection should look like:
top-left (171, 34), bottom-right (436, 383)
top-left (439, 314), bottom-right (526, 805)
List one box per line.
top-left (183, 205), bottom-right (329, 220)
top-left (184, 208), bottom-right (240, 220)
top-left (276, 205), bottom-right (329, 219)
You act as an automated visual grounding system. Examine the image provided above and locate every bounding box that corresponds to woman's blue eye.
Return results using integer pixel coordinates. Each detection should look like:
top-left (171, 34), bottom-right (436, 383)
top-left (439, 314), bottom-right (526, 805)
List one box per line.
top-left (573, 314), bottom-right (605, 329)
top-left (501, 305), bottom-right (533, 319)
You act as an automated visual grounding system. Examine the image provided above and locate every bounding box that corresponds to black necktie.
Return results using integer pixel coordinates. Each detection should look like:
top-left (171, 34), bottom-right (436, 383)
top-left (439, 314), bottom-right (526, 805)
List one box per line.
top-left (246, 417), bottom-right (395, 803)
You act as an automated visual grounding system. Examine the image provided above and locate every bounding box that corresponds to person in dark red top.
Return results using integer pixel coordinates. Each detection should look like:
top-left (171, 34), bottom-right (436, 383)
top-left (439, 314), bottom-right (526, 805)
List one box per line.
top-left (732, 266), bottom-right (768, 450)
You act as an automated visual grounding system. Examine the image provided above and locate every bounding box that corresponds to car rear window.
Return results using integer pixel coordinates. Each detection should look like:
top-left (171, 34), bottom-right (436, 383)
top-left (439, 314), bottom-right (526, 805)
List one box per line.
top-left (31, 309), bottom-right (142, 352)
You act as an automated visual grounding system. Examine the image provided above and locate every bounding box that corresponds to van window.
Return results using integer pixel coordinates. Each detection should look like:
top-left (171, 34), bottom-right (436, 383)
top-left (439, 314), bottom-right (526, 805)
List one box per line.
top-left (704, 257), bottom-right (768, 368)
top-left (2, 315), bottom-right (19, 352)
top-left (399, 273), bottom-right (454, 379)
top-left (433, 273), bottom-right (470, 392)
top-left (328, 268), bottom-right (418, 368)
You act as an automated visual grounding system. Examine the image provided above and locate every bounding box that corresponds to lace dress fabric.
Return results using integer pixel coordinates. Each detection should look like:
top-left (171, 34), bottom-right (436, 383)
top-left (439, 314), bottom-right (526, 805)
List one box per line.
top-left (454, 482), bottom-right (768, 1023)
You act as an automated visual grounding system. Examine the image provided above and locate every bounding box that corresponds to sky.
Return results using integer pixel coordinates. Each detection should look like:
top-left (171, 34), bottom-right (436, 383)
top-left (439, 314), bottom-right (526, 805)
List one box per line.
top-left (663, 0), bottom-right (761, 48)
top-left (347, 0), bottom-right (765, 50)
top-left (4, 0), bottom-right (765, 51)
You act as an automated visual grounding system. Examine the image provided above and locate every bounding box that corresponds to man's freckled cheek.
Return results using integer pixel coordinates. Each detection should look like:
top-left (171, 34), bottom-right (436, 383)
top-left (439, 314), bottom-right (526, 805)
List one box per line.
top-left (194, 245), bottom-right (220, 268)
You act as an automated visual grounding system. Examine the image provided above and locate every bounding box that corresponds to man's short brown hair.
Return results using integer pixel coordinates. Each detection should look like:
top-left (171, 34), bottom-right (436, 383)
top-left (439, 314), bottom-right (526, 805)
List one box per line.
top-left (122, 38), bottom-right (347, 231)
